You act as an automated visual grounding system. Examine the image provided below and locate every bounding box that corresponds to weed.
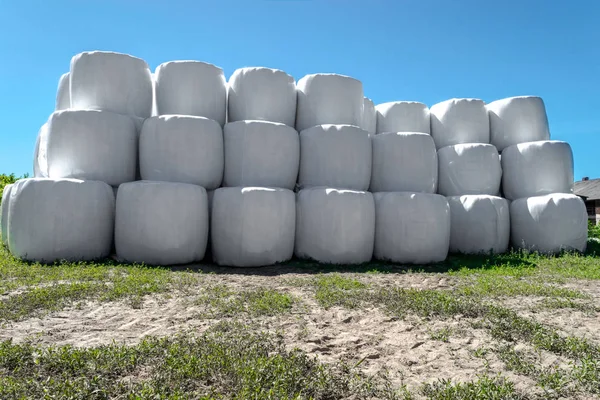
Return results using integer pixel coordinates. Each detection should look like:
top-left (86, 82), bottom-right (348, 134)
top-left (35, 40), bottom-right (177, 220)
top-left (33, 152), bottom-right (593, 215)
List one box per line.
top-left (0, 322), bottom-right (399, 399)
top-left (420, 374), bottom-right (526, 399)
top-left (429, 327), bottom-right (452, 342)
top-left (196, 285), bottom-right (295, 317)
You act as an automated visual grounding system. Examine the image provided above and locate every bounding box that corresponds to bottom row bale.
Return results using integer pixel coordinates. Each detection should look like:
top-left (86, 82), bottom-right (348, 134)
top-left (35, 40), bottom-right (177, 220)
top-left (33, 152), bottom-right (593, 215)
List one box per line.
top-left (5, 178), bottom-right (114, 262)
top-left (211, 187), bottom-right (295, 267)
top-left (0, 179), bottom-right (590, 264)
top-left (115, 181), bottom-right (209, 265)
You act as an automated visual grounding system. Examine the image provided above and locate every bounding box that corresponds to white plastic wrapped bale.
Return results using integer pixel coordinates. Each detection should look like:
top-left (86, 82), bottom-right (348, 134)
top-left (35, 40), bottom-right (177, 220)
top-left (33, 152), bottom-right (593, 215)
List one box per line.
top-left (155, 61), bottom-right (226, 125)
top-left (375, 101), bottom-right (430, 134)
top-left (227, 67), bottom-right (297, 127)
top-left (140, 116), bottom-right (224, 189)
top-left (373, 192), bottom-right (450, 264)
top-left (360, 97), bottom-right (376, 136)
top-left (298, 124), bottom-right (371, 191)
top-left (70, 51), bottom-right (152, 118)
top-left (437, 143), bottom-right (502, 196)
top-left (430, 98), bottom-right (489, 149)
top-left (511, 194), bottom-right (587, 254)
top-left (211, 187), bottom-right (295, 267)
top-left (33, 122), bottom-right (49, 178)
top-left (115, 181), bottom-right (209, 265)
top-left (224, 120), bottom-right (299, 190)
top-left (7, 178), bottom-right (114, 262)
top-left (46, 110), bottom-right (137, 186)
top-left (1, 184), bottom-right (13, 246)
top-left (487, 96), bottom-right (550, 152)
top-left (501, 140), bottom-right (573, 201)
top-left (370, 132), bottom-right (437, 193)
top-left (295, 188), bottom-right (375, 264)
top-left (295, 74), bottom-right (363, 132)
top-left (55, 72), bottom-right (70, 111)
top-left (447, 195), bottom-right (510, 255)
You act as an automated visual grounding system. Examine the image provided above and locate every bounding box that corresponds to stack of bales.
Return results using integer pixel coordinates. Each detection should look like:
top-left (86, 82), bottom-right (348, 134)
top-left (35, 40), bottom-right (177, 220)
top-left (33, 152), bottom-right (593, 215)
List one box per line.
top-left (0, 50), bottom-right (588, 266)
top-left (371, 101), bottom-right (448, 264)
top-left (295, 74), bottom-right (373, 265)
top-left (488, 97), bottom-right (586, 254)
top-left (212, 67), bottom-right (298, 267)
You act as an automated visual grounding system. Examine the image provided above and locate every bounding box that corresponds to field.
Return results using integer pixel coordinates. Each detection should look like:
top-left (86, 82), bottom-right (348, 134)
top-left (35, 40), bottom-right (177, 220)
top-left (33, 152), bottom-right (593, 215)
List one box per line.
top-left (2, 175), bottom-right (600, 399)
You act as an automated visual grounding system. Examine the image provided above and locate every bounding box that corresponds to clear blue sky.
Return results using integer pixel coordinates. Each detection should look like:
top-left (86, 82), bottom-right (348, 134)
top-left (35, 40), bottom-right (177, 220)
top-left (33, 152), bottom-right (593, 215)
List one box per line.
top-left (1, 0), bottom-right (598, 180)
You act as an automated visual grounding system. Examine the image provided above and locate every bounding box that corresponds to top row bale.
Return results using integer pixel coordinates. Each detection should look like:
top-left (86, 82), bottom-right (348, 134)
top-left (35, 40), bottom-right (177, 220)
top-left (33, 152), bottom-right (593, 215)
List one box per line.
top-left (61, 51), bottom-right (551, 149)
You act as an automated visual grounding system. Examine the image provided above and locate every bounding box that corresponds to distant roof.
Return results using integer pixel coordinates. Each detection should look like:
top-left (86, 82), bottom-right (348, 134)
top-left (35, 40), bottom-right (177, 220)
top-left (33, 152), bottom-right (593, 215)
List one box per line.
top-left (574, 178), bottom-right (600, 200)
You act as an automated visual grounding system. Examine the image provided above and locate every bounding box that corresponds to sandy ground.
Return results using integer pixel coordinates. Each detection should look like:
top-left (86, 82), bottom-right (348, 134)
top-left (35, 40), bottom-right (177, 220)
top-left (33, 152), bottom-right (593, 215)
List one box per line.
top-left (1, 271), bottom-right (599, 397)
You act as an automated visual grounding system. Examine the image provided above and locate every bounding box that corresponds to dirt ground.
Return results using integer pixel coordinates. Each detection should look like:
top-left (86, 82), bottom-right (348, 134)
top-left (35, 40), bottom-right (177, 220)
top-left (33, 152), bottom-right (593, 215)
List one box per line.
top-left (1, 270), bottom-right (599, 398)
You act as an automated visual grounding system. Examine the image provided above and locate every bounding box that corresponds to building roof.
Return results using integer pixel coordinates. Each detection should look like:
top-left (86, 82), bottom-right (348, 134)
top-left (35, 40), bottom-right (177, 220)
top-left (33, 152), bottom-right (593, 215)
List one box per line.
top-left (574, 178), bottom-right (600, 200)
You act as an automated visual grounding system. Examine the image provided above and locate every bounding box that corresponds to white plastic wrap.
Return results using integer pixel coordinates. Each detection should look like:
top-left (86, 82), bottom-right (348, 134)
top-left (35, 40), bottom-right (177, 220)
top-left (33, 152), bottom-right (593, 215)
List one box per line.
top-left (510, 194), bottom-right (587, 254)
top-left (375, 101), bottom-right (430, 134)
top-left (298, 124), bottom-right (371, 191)
top-left (155, 61), bottom-right (226, 125)
top-left (361, 97), bottom-right (376, 135)
top-left (140, 115), bottom-right (224, 189)
top-left (447, 195), bottom-right (510, 254)
top-left (371, 132), bottom-right (437, 193)
top-left (501, 140), bottom-right (573, 201)
top-left (7, 178), bottom-right (114, 262)
top-left (1, 184), bottom-right (13, 246)
top-left (223, 120), bottom-right (299, 190)
top-left (296, 73), bottom-right (363, 132)
top-left (46, 110), bottom-right (137, 186)
top-left (33, 122), bottom-right (49, 178)
top-left (487, 96), bottom-right (550, 151)
top-left (211, 187), bottom-right (295, 267)
top-left (437, 143), bottom-right (502, 196)
top-left (430, 98), bottom-right (490, 149)
top-left (70, 51), bottom-right (152, 118)
top-left (227, 67), bottom-right (296, 127)
top-left (373, 192), bottom-right (450, 264)
top-left (295, 188), bottom-right (375, 264)
top-left (115, 181), bottom-right (208, 265)
top-left (55, 72), bottom-right (70, 111)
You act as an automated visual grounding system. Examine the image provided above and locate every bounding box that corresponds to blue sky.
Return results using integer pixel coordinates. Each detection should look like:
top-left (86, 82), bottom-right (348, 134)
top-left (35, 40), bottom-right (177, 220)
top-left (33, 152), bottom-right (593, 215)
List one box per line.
top-left (0, 0), bottom-right (598, 180)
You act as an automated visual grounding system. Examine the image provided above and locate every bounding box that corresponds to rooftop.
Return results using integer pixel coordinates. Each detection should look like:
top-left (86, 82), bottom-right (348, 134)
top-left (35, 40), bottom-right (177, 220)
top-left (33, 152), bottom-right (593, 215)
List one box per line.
top-left (574, 178), bottom-right (600, 200)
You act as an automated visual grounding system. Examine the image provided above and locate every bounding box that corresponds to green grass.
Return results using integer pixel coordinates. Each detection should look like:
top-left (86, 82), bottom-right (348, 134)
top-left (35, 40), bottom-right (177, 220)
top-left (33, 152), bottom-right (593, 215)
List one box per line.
top-left (0, 322), bottom-right (399, 399)
top-left (428, 327), bottom-right (452, 342)
top-left (302, 274), bottom-right (370, 309)
top-left (457, 275), bottom-right (587, 299)
top-left (420, 374), bottom-right (526, 400)
top-left (195, 285), bottom-right (295, 317)
top-left (0, 248), bottom-right (198, 322)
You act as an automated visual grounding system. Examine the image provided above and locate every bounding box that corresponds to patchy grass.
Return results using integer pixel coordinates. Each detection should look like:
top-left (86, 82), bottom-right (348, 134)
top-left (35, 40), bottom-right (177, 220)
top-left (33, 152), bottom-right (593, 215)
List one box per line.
top-left (428, 327), bottom-right (452, 343)
top-left (420, 374), bottom-right (526, 400)
top-left (0, 322), bottom-right (399, 399)
top-left (0, 248), bottom-right (198, 322)
top-left (195, 285), bottom-right (295, 317)
top-left (537, 298), bottom-right (599, 314)
top-left (457, 275), bottom-right (587, 299)
top-left (308, 274), bottom-right (369, 309)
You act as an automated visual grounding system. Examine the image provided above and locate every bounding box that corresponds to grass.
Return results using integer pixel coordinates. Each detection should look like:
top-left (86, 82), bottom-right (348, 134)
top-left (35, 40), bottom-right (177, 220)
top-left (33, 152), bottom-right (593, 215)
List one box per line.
top-left (0, 248), bottom-right (197, 322)
top-left (1, 220), bottom-right (600, 397)
top-left (0, 321), bottom-right (400, 399)
top-left (420, 374), bottom-right (526, 400)
top-left (195, 285), bottom-right (295, 317)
